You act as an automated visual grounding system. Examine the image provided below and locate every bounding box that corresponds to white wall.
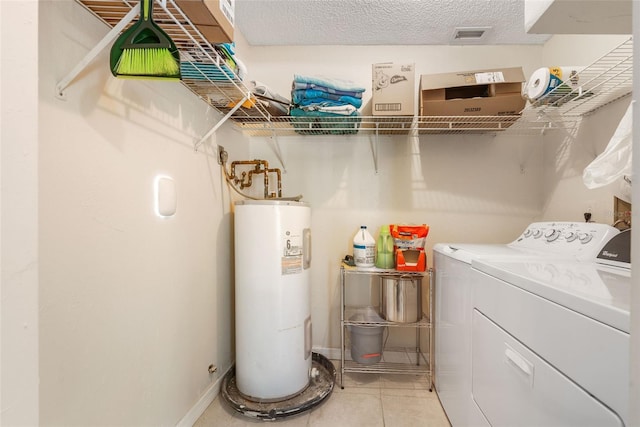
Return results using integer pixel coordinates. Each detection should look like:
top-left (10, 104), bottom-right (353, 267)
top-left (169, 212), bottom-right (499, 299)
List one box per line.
top-left (235, 34), bottom-right (632, 352)
top-left (2, 1), bottom-right (632, 424)
top-left (538, 35), bottom-right (631, 223)
top-left (1, 1), bottom-right (40, 425)
top-left (235, 38), bottom-right (547, 350)
top-left (238, 39), bottom-right (547, 113)
top-left (539, 98), bottom-right (631, 222)
top-left (37, 1), bottom-right (247, 424)
top-left (250, 132), bottom-right (544, 349)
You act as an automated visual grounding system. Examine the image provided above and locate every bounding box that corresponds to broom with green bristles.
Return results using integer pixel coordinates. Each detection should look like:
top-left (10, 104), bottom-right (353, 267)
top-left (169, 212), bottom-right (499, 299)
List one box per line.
top-left (110, 0), bottom-right (181, 80)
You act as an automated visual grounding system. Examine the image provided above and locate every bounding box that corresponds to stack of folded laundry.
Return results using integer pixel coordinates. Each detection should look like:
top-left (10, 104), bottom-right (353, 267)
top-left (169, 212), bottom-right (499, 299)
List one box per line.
top-left (290, 75), bottom-right (366, 135)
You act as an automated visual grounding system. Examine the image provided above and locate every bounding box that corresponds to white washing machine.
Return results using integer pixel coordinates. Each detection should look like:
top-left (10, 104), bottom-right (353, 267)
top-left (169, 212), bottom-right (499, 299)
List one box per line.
top-left (471, 230), bottom-right (631, 426)
top-left (433, 222), bottom-right (620, 427)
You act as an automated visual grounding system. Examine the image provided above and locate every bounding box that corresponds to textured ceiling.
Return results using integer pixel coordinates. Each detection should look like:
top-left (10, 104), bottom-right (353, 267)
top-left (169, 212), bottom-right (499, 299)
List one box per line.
top-left (234, 0), bottom-right (552, 46)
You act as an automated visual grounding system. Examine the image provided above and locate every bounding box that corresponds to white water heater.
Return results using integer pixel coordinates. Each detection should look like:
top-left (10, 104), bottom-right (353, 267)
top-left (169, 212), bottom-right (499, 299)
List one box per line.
top-left (234, 200), bottom-right (312, 400)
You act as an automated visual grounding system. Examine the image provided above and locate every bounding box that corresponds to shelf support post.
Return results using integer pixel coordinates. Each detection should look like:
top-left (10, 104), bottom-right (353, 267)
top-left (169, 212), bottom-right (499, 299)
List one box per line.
top-left (370, 123), bottom-right (380, 174)
top-left (340, 266), bottom-right (346, 389)
top-left (410, 116), bottom-right (419, 137)
top-left (269, 129), bottom-right (287, 173)
top-left (55, 3), bottom-right (140, 99)
top-left (194, 93), bottom-right (249, 151)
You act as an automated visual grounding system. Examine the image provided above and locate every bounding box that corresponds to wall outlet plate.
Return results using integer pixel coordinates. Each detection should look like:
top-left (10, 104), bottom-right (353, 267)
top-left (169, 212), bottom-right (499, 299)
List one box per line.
top-left (218, 145), bottom-right (227, 165)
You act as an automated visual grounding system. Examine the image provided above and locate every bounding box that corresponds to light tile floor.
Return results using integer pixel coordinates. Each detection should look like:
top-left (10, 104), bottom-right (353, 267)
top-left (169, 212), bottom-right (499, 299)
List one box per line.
top-left (194, 363), bottom-right (451, 427)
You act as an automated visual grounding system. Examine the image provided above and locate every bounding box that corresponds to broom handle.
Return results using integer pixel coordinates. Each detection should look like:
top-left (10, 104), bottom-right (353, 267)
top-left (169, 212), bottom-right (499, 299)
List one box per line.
top-left (142, 0), bottom-right (151, 21)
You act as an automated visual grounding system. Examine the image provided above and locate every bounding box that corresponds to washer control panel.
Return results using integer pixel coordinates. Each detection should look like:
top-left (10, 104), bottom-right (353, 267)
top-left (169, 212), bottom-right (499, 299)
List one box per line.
top-left (510, 222), bottom-right (620, 260)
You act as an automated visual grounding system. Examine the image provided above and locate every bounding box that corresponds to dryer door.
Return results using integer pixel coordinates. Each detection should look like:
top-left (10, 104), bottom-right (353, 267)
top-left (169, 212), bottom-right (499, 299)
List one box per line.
top-left (471, 310), bottom-right (623, 427)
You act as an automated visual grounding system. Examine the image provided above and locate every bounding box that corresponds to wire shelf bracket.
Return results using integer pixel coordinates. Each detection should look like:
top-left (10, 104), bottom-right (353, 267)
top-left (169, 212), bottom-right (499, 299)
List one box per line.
top-left (194, 93), bottom-right (249, 151)
top-left (267, 129), bottom-right (287, 172)
top-left (371, 124), bottom-right (380, 174)
top-left (55, 3), bottom-right (140, 99)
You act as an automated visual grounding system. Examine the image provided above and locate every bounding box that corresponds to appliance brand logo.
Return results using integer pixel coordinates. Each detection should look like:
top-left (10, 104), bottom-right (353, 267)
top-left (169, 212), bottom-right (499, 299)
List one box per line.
top-left (602, 250), bottom-right (619, 258)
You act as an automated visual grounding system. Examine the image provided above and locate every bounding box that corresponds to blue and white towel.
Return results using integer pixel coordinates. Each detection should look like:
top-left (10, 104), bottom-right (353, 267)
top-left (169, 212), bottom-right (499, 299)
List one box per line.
top-left (293, 75), bottom-right (366, 93)
top-left (292, 81), bottom-right (363, 98)
top-left (292, 89), bottom-right (362, 109)
top-left (300, 104), bottom-right (357, 116)
top-left (290, 74), bottom-right (365, 133)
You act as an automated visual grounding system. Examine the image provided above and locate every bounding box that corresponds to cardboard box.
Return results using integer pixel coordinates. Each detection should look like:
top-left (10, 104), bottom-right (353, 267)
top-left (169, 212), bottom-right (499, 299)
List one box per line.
top-left (372, 63), bottom-right (415, 116)
top-left (196, 25), bottom-right (232, 44)
top-left (176, 0), bottom-right (234, 44)
top-left (419, 67), bottom-right (526, 117)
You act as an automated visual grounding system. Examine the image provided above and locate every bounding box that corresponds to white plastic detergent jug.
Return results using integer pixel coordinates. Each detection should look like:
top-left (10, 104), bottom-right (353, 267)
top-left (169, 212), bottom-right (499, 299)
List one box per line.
top-left (353, 225), bottom-right (375, 267)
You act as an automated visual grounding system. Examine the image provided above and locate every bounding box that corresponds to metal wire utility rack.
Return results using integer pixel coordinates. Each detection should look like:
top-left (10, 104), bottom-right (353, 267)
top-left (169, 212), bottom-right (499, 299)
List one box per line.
top-left (526, 37), bottom-right (633, 117)
top-left (232, 114), bottom-right (579, 137)
top-left (75, 0), bottom-right (272, 124)
top-left (69, 2), bottom-right (632, 138)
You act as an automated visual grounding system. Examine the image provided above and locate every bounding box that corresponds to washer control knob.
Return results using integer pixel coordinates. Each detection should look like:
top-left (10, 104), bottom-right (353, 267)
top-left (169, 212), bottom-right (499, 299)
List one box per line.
top-left (545, 229), bottom-right (561, 242)
top-left (532, 229), bottom-right (543, 239)
top-left (563, 231), bottom-right (578, 242)
top-left (578, 233), bottom-right (593, 244)
top-left (523, 229), bottom-right (532, 238)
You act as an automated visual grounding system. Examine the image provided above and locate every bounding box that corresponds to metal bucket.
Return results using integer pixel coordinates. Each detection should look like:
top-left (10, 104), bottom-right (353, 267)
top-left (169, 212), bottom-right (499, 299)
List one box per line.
top-left (380, 275), bottom-right (421, 323)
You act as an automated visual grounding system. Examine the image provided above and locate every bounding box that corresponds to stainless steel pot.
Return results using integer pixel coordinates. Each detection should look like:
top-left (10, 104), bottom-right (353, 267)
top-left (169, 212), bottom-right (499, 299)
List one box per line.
top-left (380, 275), bottom-right (422, 323)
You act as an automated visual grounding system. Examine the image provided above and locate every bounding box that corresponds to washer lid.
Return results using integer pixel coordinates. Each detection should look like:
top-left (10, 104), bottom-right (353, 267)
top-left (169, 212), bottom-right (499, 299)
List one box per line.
top-left (434, 243), bottom-right (553, 264)
top-left (472, 258), bottom-right (631, 333)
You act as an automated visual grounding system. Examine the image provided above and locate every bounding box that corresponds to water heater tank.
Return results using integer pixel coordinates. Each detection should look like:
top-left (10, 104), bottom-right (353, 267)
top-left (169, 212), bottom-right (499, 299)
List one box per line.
top-left (234, 200), bottom-right (312, 400)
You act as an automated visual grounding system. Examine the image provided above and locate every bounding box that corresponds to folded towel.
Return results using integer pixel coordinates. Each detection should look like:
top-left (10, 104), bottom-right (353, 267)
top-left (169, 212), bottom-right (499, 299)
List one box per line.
top-left (300, 104), bottom-right (357, 116)
top-left (294, 74), bottom-right (365, 93)
top-left (290, 107), bottom-right (360, 118)
top-left (292, 81), bottom-right (363, 98)
top-left (292, 89), bottom-right (362, 108)
top-left (290, 107), bottom-right (361, 135)
top-left (295, 98), bottom-right (363, 109)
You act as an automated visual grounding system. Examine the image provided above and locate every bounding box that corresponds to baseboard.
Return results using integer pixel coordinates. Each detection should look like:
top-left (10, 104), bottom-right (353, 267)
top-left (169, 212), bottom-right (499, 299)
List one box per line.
top-left (176, 364), bottom-right (233, 427)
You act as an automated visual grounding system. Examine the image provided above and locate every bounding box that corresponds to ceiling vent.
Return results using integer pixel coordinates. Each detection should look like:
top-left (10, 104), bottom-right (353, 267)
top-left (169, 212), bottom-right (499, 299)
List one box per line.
top-left (451, 26), bottom-right (492, 43)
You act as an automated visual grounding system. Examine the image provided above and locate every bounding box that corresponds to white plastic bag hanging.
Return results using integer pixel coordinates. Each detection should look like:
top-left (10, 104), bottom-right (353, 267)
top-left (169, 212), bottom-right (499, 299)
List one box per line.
top-left (583, 103), bottom-right (632, 189)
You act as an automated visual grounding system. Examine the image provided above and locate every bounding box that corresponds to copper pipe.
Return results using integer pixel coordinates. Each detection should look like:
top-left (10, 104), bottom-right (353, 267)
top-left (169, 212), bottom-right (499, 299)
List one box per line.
top-left (266, 168), bottom-right (282, 198)
top-left (229, 159), bottom-right (281, 199)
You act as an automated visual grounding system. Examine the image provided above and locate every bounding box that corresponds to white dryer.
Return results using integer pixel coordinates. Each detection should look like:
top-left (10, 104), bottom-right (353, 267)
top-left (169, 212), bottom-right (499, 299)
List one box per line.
top-left (433, 222), bottom-right (620, 427)
top-left (471, 230), bottom-right (631, 426)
